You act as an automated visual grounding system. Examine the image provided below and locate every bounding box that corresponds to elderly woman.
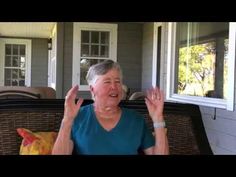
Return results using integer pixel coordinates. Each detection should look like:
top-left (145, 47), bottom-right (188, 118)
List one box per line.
top-left (52, 60), bottom-right (169, 155)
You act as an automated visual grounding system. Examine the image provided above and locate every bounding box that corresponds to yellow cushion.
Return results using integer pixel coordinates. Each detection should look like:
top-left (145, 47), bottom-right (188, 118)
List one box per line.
top-left (17, 128), bottom-right (57, 155)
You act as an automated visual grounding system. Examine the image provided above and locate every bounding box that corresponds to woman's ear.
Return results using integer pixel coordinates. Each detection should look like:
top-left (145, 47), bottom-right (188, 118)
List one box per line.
top-left (89, 85), bottom-right (94, 92)
top-left (90, 85), bottom-right (95, 95)
top-left (90, 85), bottom-right (96, 100)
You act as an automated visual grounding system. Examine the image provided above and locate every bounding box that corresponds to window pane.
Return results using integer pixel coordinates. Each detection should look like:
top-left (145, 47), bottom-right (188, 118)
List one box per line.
top-left (81, 31), bottom-right (89, 43)
top-left (101, 32), bottom-right (109, 44)
top-left (80, 58), bottom-right (104, 85)
top-left (5, 79), bottom-right (10, 86)
top-left (5, 44), bottom-right (11, 55)
top-left (19, 45), bottom-right (25, 55)
top-left (91, 45), bottom-right (99, 57)
top-left (19, 70), bottom-right (25, 79)
top-left (12, 56), bottom-right (19, 67)
top-left (91, 32), bottom-right (99, 43)
top-left (175, 22), bottom-right (229, 99)
top-left (20, 56), bottom-right (25, 68)
top-left (12, 80), bottom-right (18, 86)
top-left (19, 80), bottom-right (25, 86)
top-left (13, 45), bottom-right (18, 55)
top-left (81, 44), bottom-right (89, 57)
top-left (100, 45), bottom-right (109, 57)
top-left (12, 69), bottom-right (18, 79)
top-left (5, 56), bottom-right (11, 67)
top-left (5, 69), bottom-right (11, 79)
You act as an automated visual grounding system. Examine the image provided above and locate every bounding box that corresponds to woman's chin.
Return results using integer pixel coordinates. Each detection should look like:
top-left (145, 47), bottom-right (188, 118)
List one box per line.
top-left (106, 99), bottom-right (120, 106)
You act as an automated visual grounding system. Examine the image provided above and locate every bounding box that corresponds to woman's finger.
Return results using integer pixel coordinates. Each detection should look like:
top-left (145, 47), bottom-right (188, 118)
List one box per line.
top-left (65, 85), bottom-right (78, 100)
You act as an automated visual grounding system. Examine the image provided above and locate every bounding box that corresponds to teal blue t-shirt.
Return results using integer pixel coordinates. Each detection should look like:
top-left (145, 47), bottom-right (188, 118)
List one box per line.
top-left (71, 104), bottom-right (155, 155)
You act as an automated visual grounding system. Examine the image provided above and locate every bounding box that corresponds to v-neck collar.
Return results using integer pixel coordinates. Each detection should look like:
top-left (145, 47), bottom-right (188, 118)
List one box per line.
top-left (90, 104), bottom-right (123, 133)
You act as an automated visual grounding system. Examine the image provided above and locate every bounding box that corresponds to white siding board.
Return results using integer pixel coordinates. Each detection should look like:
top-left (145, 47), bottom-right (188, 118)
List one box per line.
top-left (206, 128), bottom-right (236, 153)
top-left (210, 144), bottom-right (235, 154)
top-left (203, 114), bottom-right (236, 136)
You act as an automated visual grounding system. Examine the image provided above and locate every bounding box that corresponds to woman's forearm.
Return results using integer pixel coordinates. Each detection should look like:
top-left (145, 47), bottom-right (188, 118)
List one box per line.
top-left (52, 119), bottom-right (74, 155)
top-left (153, 127), bottom-right (169, 155)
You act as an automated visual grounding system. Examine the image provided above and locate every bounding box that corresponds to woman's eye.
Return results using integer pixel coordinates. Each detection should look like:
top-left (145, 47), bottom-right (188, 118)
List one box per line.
top-left (104, 81), bottom-right (111, 84)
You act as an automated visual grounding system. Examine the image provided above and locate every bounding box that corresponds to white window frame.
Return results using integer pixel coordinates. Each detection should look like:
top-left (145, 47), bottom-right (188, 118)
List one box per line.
top-left (166, 22), bottom-right (236, 111)
top-left (72, 22), bottom-right (118, 91)
top-left (0, 38), bottom-right (31, 86)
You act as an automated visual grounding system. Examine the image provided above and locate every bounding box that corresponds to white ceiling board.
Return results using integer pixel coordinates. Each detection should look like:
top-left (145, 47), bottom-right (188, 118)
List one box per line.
top-left (0, 22), bottom-right (56, 38)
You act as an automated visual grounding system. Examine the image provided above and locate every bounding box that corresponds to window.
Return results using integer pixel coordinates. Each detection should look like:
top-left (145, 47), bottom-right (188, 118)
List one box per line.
top-left (166, 22), bottom-right (236, 111)
top-left (0, 39), bottom-right (31, 87)
top-left (73, 23), bottom-right (117, 90)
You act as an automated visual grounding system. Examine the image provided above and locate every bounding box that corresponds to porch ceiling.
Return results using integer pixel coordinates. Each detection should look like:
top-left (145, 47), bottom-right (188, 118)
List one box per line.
top-left (0, 22), bottom-right (56, 38)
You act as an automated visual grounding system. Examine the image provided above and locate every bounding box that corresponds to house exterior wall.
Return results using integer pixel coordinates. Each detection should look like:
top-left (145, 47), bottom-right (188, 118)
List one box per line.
top-left (117, 22), bottom-right (143, 95)
top-left (31, 38), bottom-right (48, 86)
top-left (200, 105), bottom-right (236, 154)
top-left (141, 23), bottom-right (154, 91)
top-left (63, 22), bottom-right (73, 97)
top-left (55, 23), bottom-right (64, 98)
top-left (161, 22), bottom-right (236, 154)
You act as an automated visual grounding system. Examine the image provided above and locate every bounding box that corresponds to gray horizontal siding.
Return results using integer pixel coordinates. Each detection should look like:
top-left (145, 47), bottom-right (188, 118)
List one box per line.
top-left (117, 23), bottom-right (143, 94)
top-left (31, 38), bottom-right (48, 86)
top-left (201, 106), bottom-right (236, 154)
top-left (142, 23), bottom-right (154, 91)
top-left (210, 144), bottom-right (236, 154)
top-left (205, 127), bottom-right (236, 154)
top-left (63, 22), bottom-right (73, 97)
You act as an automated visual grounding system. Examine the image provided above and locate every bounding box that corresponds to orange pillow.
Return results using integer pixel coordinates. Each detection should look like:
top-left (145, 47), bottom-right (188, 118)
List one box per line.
top-left (17, 128), bottom-right (58, 155)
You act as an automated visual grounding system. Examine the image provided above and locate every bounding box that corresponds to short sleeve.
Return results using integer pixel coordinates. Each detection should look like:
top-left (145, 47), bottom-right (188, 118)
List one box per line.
top-left (140, 119), bottom-right (155, 150)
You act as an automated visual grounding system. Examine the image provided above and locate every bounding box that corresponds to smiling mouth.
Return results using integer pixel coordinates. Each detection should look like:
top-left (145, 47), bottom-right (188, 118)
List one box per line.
top-left (109, 94), bottom-right (118, 98)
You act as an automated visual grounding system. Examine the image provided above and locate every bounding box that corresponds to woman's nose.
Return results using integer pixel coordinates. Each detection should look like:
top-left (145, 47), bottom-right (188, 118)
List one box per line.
top-left (110, 82), bottom-right (117, 89)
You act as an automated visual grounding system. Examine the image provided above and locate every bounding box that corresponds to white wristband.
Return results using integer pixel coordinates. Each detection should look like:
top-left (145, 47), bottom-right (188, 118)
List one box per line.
top-left (153, 121), bottom-right (166, 128)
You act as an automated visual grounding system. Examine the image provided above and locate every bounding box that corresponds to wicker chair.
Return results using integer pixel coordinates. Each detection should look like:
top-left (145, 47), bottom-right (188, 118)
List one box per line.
top-left (129, 92), bottom-right (145, 100)
top-left (0, 99), bottom-right (212, 155)
top-left (0, 86), bottom-right (56, 99)
top-left (0, 90), bottom-right (41, 99)
top-left (121, 101), bottom-right (213, 155)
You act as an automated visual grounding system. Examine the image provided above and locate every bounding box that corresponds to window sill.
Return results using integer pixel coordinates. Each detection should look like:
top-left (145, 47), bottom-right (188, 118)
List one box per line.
top-left (166, 94), bottom-right (229, 110)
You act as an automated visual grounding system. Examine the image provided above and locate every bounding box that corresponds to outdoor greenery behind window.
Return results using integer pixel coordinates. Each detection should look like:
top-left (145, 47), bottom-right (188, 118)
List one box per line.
top-left (175, 22), bottom-right (229, 99)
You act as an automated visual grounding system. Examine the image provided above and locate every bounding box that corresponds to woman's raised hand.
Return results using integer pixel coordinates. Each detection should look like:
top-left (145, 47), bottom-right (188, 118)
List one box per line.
top-left (145, 87), bottom-right (164, 122)
top-left (64, 85), bottom-right (83, 123)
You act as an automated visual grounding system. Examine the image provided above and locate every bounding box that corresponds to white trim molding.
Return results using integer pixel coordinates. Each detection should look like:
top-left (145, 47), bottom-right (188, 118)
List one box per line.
top-left (227, 23), bottom-right (236, 111)
top-left (0, 38), bottom-right (31, 86)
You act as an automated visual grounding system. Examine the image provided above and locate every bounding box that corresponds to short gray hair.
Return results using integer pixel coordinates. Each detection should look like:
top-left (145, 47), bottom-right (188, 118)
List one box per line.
top-left (86, 60), bottom-right (123, 86)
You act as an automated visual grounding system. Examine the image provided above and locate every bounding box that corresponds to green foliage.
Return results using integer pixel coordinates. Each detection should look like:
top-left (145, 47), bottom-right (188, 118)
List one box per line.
top-left (178, 42), bottom-right (216, 96)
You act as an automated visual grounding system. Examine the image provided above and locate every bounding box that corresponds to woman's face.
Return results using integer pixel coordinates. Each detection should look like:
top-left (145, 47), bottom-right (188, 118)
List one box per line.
top-left (91, 69), bottom-right (123, 107)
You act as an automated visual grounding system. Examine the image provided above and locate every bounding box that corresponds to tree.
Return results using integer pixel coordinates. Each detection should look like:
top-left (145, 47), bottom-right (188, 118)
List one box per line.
top-left (178, 42), bottom-right (216, 96)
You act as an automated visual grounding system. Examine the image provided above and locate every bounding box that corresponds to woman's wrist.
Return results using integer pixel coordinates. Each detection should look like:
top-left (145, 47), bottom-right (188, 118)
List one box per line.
top-left (152, 115), bottom-right (164, 122)
top-left (62, 118), bottom-right (74, 127)
top-left (153, 121), bottom-right (166, 129)
top-left (152, 115), bottom-right (165, 129)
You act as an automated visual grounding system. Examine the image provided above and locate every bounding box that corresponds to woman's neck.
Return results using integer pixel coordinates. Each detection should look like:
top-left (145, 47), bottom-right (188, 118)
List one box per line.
top-left (93, 103), bottom-right (120, 119)
top-left (94, 104), bottom-right (119, 113)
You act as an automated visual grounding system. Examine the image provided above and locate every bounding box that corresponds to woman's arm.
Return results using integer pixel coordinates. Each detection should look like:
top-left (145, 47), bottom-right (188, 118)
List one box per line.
top-left (52, 119), bottom-right (74, 155)
top-left (52, 85), bottom-right (83, 155)
top-left (144, 87), bottom-right (169, 155)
